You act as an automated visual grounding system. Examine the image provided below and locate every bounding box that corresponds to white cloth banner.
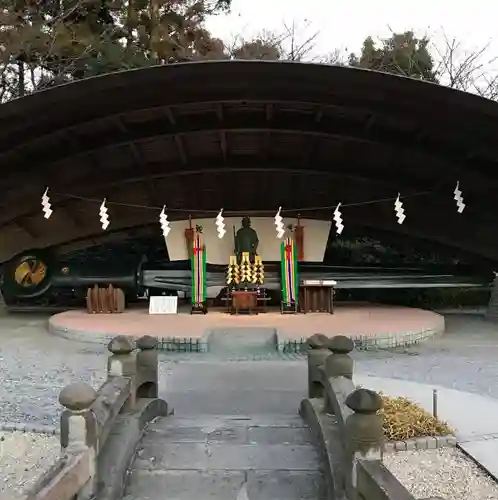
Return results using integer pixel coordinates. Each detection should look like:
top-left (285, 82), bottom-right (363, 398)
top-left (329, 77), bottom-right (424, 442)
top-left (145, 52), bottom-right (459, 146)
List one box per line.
top-left (149, 296), bottom-right (178, 315)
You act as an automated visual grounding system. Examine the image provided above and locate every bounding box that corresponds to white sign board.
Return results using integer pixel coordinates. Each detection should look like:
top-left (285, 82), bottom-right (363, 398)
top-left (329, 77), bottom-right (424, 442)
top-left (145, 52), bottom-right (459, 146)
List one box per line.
top-left (302, 280), bottom-right (337, 287)
top-left (149, 296), bottom-right (178, 315)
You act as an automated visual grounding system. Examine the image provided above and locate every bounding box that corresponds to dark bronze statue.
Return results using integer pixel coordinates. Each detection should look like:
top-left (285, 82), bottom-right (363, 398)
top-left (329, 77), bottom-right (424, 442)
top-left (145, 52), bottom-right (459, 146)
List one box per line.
top-left (234, 216), bottom-right (259, 263)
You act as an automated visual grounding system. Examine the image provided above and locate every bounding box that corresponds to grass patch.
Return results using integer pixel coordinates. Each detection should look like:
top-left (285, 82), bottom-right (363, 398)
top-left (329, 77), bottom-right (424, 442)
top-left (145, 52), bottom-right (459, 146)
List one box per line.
top-left (379, 394), bottom-right (454, 441)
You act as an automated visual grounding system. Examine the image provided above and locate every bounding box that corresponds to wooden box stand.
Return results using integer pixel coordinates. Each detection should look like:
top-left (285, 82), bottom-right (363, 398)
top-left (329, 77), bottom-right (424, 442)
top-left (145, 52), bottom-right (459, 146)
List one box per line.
top-left (231, 291), bottom-right (258, 315)
top-left (300, 280), bottom-right (336, 314)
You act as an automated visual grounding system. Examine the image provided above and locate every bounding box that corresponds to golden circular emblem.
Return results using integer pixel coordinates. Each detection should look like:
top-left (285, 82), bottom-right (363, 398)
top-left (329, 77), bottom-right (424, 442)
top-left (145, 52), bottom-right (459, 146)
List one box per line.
top-left (14, 259), bottom-right (47, 287)
top-left (61, 266), bottom-right (70, 275)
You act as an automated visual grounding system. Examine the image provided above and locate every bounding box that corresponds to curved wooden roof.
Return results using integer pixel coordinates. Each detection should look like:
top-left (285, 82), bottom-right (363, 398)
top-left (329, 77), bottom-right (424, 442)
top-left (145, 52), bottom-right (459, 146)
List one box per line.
top-left (0, 60), bottom-right (498, 262)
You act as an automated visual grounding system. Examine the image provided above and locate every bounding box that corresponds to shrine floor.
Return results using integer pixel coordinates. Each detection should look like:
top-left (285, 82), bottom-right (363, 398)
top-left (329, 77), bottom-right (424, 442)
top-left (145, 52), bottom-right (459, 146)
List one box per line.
top-left (48, 304), bottom-right (445, 350)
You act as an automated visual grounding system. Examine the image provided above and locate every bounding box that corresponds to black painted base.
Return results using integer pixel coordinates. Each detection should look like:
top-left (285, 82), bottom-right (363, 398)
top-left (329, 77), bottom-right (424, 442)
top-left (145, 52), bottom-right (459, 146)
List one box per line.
top-left (281, 301), bottom-right (298, 314)
top-left (191, 302), bottom-right (208, 315)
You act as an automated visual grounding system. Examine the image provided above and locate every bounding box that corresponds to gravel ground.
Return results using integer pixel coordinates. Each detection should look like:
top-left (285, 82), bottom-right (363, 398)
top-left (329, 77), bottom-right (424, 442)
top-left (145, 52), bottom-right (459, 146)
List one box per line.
top-left (0, 314), bottom-right (106, 426)
top-left (384, 448), bottom-right (498, 500)
top-left (0, 431), bottom-right (59, 499)
top-left (352, 314), bottom-right (498, 397)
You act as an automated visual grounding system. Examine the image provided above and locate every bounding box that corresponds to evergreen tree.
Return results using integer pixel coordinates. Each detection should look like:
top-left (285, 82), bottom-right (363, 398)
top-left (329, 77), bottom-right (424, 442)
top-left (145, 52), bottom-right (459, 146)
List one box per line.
top-left (230, 38), bottom-right (281, 60)
top-left (0, 0), bottom-right (234, 100)
top-left (349, 31), bottom-right (437, 82)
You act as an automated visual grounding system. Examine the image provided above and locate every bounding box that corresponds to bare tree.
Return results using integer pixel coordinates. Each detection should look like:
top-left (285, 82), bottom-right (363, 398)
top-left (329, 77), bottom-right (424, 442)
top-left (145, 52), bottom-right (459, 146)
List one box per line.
top-left (321, 48), bottom-right (348, 65)
top-left (279, 19), bottom-right (319, 61)
top-left (352, 26), bottom-right (498, 101)
top-left (223, 20), bottom-right (320, 62)
top-left (430, 30), bottom-right (498, 99)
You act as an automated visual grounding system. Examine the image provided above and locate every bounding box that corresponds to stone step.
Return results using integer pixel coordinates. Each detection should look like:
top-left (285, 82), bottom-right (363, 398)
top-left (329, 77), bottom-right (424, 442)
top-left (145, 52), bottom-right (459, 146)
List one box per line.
top-left (207, 327), bottom-right (278, 354)
top-left (124, 415), bottom-right (326, 499)
top-left (123, 469), bottom-right (327, 500)
top-left (147, 414), bottom-right (308, 430)
top-left (133, 441), bottom-right (320, 471)
top-left (144, 415), bottom-right (313, 446)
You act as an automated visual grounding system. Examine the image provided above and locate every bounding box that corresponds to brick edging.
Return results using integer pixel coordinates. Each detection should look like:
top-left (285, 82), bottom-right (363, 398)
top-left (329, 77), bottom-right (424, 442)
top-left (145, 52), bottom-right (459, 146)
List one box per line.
top-left (383, 434), bottom-right (457, 453)
top-left (50, 314), bottom-right (443, 351)
top-left (0, 422), bottom-right (59, 435)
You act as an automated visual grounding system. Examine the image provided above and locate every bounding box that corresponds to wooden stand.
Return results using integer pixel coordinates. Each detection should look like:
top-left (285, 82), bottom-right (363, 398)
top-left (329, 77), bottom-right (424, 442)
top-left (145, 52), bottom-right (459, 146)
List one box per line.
top-left (86, 285), bottom-right (125, 314)
top-left (300, 280), bottom-right (336, 314)
top-left (231, 291), bottom-right (258, 315)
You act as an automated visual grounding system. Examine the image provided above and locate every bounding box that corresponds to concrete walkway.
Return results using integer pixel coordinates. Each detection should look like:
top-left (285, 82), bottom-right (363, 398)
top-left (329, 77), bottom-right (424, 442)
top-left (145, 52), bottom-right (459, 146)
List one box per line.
top-left (357, 375), bottom-right (498, 481)
top-left (160, 360), bottom-right (498, 483)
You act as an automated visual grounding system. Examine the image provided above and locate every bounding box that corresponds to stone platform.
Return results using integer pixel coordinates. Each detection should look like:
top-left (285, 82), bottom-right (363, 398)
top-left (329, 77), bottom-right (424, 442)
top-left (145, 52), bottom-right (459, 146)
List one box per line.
top-left (48, 304), bottom-right (444, 349)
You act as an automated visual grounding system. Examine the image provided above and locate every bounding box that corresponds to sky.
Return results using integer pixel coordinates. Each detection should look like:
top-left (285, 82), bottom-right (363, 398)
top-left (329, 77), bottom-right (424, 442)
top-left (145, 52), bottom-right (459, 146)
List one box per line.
top-left (206, 0), bottom-right (498, 64)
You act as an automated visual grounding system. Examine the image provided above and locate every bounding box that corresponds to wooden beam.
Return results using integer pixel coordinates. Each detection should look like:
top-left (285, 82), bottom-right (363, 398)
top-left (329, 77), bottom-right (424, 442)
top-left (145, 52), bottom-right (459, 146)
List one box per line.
top-left (164, 108), bottom-right (187, 164)
top-left (314, 108), bottom-right (324, 123)
top-left (114, 119), bottom-right (146, 170)
top-left (259, 105), bottom-right (275, 160)
top-left (165, 107), bottom-right (176, 125)
top-left (216, 104), bottom-right (227, 161)
top-left (113, 116), bottom-right (127, 133)
top-left (265, 103), bottom-right (275, 121)
top-left (129, 142), bottom-right (143, 165)
top-left (174, 135), bottom-right (188, 165)
top-left (61, 206), bottom-right (82, 228)
top-left (305, 135), bottom-right (320, 167)
top-left (220, 131), bottom-right (228, 161)
top-left (215, 104), bottom-right (223, 121)
top-left (113, 117), bottom-right (160, 206)
top-left (365, 115), bottom-right (376, 131)
top-left (15, 217), bottom-right (40, 239)
top-left (61, 129), bottom-right (81, 155)
top-left (261, 131), bottom-right (272, 161)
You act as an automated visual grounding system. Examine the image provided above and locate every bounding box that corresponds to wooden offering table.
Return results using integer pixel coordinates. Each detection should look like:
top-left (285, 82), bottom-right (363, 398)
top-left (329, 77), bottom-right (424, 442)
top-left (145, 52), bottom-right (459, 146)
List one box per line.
top-left (300, 280), bottom-right (337, 314)
top-left (231, 290), bottom-right (258, 315)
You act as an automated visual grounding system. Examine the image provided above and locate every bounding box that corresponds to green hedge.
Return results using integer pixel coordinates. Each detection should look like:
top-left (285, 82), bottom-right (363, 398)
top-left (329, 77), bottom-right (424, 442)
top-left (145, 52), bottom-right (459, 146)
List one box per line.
top-left (336, 287), bottom-right (490, 308)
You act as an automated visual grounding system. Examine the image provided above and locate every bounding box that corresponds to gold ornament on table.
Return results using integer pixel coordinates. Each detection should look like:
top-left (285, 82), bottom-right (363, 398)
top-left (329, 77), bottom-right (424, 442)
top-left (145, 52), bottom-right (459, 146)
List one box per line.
top-left (226, 255), bottom-right (240, 285)
top-left (252, 255), bottom-right (264, 285)
top-left (239, 252), bottom-right (252, 283)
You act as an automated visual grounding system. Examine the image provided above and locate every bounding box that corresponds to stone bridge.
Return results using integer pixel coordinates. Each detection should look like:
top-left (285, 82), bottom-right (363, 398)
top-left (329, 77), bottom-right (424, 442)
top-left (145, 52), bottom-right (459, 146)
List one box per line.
top-left (21, 335), bottom-right (442, 500)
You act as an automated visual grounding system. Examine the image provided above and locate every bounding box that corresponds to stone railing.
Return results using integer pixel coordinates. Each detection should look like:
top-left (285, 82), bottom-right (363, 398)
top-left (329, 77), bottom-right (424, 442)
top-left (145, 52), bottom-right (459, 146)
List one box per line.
top-left (300, 333), bottom-right (443, 500)
top-left (22, 335), bottom-right (169, 500)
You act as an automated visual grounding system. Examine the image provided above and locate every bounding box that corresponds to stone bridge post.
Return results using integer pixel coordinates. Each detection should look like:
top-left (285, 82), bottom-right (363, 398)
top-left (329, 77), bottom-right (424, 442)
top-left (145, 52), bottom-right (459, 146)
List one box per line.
top-left (307, 333), bottom-right (331, 398)
top-left (136, 335), bottom-right (159, 398)
top-left (325, 335), bottom-right (354, 379)
top-left (344, 388), bottom-right (384, 500)
top-left (107, 336), bottom-right (137, 411)
top-left (59, 382), bottom-right (99, 499)
top-left (323, 335), bottom-right (355, 415)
